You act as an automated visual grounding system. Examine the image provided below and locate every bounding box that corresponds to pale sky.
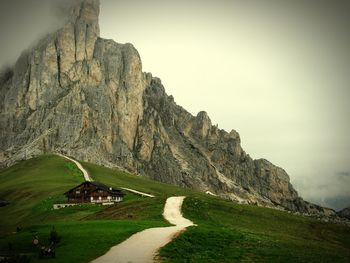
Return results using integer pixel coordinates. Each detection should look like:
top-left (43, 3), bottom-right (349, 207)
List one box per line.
top-left (0, 0), bottom-right (349, 210)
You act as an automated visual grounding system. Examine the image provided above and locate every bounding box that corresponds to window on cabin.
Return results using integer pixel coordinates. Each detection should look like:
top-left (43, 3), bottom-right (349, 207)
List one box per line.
top-left (76, 190), bottom-right (80, 194)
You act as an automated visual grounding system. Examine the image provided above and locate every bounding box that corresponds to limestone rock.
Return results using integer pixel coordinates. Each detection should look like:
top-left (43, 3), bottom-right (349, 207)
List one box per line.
top-left (337, 207), bottom-right (350, 219)
top-left (0, 0), bottom-right (332, 215)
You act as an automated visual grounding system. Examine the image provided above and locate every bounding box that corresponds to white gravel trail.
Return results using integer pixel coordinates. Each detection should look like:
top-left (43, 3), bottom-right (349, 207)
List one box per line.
top-left (120, 187), bottom-right (155, 198)
top-left (91, 196), bottom-right (194, 263)
top-left (57, 153), bottom-right (92, 181)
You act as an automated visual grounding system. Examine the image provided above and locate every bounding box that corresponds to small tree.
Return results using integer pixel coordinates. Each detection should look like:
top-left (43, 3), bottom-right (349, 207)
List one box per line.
top-left (49, 226), bottom-right (61, 245)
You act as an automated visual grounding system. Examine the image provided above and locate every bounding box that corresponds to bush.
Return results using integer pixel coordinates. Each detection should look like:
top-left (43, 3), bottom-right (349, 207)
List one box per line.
top-left (48, 227), bottom-right (61, 245)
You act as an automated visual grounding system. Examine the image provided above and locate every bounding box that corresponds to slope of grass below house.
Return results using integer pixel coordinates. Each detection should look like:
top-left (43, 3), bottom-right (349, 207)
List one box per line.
top-left (1, 155), bottom-right (349, 263)
top-left (82, 161), bottom-right (350, 262)
top-left (0, 220), bottom-right (164, 263)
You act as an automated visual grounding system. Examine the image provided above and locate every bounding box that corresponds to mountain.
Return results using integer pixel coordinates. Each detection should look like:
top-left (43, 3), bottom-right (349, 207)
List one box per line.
top-left (0, 0), bottom-right (334, 215)
top-left (337, 207), bottom-right (350, 220)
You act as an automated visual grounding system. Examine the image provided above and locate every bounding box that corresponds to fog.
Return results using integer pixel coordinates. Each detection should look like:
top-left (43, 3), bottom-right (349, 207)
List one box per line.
top-left (0, 0), bottom-right (349, 210)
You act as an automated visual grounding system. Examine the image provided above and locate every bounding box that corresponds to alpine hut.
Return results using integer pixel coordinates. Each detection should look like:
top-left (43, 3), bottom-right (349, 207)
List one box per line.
top-left (64, 181), bottom-right (125, 203)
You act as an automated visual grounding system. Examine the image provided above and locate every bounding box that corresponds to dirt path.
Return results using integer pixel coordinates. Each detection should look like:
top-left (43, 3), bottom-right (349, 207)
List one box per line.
top-left (91, 196), bottom-right (194, 263)
top-left (120, 187), bottom-right (155, 198)
top-left (57, 154), bottom-right (155, 197)
top-left (57, 153), bottom-right (92, 182)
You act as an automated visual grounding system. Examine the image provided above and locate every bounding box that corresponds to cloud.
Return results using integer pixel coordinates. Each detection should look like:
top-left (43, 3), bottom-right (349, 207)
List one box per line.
top-left (51, 0), bottom-right (84, 20)
top-left (0, 0), bottom-right (80, 66)
top-left (293, 171), bottom-right (350, 211)
top-left (337, 171), bottom-right (350, 178)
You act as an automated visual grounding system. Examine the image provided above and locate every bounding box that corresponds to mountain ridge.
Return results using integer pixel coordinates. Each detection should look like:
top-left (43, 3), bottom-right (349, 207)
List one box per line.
top-left (0, 0), bottom-right (335, 216)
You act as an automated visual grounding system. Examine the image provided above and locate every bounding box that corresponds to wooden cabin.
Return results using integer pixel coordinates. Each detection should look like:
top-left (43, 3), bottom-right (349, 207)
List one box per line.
top-left (64, 181), bottom-right (125, 203)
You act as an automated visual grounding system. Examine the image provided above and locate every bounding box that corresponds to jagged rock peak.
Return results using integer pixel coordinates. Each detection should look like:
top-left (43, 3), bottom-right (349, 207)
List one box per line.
top-left (193, 111), bottom-right (212, 139)
top-left (56, 0), bottom-right (100, 70)
top-left (68, 0), bottom-right (100, 25)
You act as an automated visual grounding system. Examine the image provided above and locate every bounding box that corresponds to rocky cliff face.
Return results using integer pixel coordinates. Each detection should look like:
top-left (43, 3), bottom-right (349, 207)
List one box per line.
top-left (0, 0), bottom-right (334, 215)
top-left (337, 207), bottom-right (350, 219)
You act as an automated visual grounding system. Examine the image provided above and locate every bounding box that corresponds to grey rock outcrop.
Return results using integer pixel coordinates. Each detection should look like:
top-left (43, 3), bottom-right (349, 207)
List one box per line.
top-left (337, 207), bottom-right (350, 219)
top-left (0, 0), bottom-right (334, 215)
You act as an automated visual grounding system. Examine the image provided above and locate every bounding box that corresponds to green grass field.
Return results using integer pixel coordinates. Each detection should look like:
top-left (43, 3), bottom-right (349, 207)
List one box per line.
top-left (160, 196), bottom-right (350, 262)
top-left (0, 155), bottom-right (349, 262)
top-left (0, 155), bottom-right (86, 233)
top-left (0, 155), bottom-right (169, 262)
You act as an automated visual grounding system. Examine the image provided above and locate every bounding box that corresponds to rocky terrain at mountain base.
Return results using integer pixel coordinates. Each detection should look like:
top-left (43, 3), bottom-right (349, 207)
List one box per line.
top-left (0, 0), bottom-right (337, 217)
top-left (337, 207), bottom-right (350, 220)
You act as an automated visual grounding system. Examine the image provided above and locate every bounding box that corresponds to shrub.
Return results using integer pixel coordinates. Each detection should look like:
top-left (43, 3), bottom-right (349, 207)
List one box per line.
top-left (49, 226), bottom-right (61, 245)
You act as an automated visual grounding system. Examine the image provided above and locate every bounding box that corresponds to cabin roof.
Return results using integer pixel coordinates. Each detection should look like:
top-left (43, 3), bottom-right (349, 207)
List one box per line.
top-left (64, 181), bottom-right (125, 196)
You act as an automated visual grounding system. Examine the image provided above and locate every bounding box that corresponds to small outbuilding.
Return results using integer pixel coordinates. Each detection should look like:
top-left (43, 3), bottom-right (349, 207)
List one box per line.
top-left (64, 181), bottom-right (125, 203)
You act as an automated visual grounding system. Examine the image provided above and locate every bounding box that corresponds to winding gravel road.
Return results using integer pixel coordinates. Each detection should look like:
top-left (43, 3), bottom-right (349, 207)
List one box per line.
top-left (57, 153), bottom-right (190, 262)
top-left (91, 196), bottom-right (194, 263)
top-left (57, 153), bottom-right (92, 181)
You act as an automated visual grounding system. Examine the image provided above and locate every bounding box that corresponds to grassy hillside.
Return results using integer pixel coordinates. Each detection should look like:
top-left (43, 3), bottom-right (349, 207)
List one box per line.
top-left (161, 197), bottom-right (350, 262)
top-left (0, 155), bottom-right (349, 262)
top-left (0, 155), bottom-right (169, 262)
top-left (0, 155), bottom-right (86, 232)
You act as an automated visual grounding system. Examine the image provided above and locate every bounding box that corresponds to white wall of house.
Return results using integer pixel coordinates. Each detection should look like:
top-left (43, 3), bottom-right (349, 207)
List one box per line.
top-left (89, 195), bottom-right (123, 203)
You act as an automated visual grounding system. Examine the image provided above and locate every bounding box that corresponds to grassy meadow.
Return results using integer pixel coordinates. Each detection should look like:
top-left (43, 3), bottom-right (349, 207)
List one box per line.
top-left (160, 196), bottom-right (350, 262)
top-left (0, 155), bottom-right (349, 262)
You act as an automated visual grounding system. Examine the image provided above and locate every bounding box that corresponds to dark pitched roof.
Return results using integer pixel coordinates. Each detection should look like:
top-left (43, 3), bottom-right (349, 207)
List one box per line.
top-left (89, 181), bottom-right (125, 195)
top-left (65, 181), bottom-right (125, 196)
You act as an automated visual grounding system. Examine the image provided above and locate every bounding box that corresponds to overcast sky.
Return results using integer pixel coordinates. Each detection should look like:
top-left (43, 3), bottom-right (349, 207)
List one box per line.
top-left (0, 0), bottom-right (349, 210)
